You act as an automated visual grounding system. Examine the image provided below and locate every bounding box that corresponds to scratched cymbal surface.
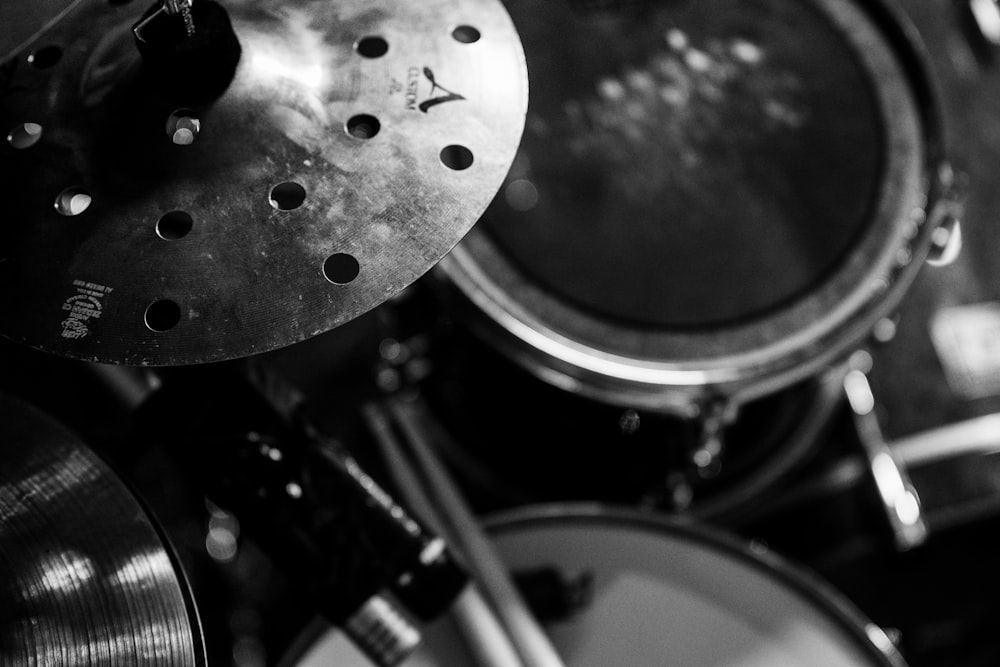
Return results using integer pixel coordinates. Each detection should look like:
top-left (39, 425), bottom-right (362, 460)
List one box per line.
top-left (0, 394), bottom-right (203, 666)
top-left (0, 0), bottom-right (527, 365)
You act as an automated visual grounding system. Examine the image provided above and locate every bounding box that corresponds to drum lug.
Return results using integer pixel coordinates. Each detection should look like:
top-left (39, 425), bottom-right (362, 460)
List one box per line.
top-left (925, 165), bottom-right (966, 267)
top-left (925, 214), bottom-right (963, 267)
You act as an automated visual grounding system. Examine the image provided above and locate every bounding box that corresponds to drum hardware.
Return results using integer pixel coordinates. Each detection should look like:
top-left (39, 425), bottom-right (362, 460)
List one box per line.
top-left (133, 0), bottom-right (197, 41)
top-left (721, 409), bottom-right (1000, 665)
top-left (0, 0), bottom-right (527, 365)
top-left (125, 366), bottom-right (470, 666)
top-left (728, 363), bottom-right (1000, 544)
top-left (723, 352), bottom-right (997, 555)
top-left (0, 393), bottom-right (206, 666)
top-left (889, 414), bottom-right (1000, 533)
top-left (892, 414), bottom-right (1000, 467)
top-left (924, 211), bottom-right (964, 267)
top-left (131, 0), bottom-right (242, 102)
top-left (844, 351), bottom-right (929, 551)
top-left (363, 397), bottom-right (567, 667)
top-left (960, 0), bottom-right (1000, 61)
top-left (370, 293), bottom-right (852, 521)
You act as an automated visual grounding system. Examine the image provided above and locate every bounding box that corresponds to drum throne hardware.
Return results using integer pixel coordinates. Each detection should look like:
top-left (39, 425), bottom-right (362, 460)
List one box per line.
top-left (0, 394), bottom-right (206, 666)
top-left (0, 0), bottom-right (528, 365)
top-left (426, 0), bottom-right (964, 513)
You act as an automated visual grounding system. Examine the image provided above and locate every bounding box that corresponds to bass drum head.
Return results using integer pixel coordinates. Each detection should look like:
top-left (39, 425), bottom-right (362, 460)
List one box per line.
top-left (282, 506), bottom-right (901, 666)
top-left (436, 0), bottom-right (948, 412)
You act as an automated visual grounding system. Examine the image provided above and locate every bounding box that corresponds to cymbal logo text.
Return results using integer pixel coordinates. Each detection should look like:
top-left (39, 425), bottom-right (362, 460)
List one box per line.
top-left (60, 281), bottom-right (113, 340)
top-left (404, 66), bottom-right (466, 112)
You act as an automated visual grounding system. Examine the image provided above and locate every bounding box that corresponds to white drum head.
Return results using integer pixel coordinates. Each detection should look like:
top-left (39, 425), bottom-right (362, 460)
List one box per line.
top-left (283, 506), bottom-right (898, 666)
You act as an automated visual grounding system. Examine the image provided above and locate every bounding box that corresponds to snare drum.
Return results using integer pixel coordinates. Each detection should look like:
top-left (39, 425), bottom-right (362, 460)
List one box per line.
top-left (434, 0), bottom-right (959, 416)
top-left (281, 505), bottom-right (904, 666)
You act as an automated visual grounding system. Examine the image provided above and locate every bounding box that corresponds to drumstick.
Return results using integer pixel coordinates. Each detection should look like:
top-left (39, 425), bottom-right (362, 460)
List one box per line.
top-left (362, 402), bottom-right (525, 667)
top-left (384, 397), bottom-right (567, 667)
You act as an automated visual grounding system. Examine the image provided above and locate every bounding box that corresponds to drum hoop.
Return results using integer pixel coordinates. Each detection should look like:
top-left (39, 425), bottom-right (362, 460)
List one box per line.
top-left (438, 0), bottom-right (958, 409)
top-left (482, 502), bottom-right (907, 667)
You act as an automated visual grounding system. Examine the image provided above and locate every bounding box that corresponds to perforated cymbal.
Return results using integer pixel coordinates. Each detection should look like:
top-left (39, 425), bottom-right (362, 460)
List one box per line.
top-left (0, 394), bottom-right (203, 665)
top-left (0, 0), bottom-right (527, 365)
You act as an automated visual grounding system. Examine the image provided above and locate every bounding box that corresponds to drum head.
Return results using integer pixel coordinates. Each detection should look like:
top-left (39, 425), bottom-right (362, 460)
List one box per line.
top-left (283, 506), bottom-right (899, 666)
top-left (489, 0), bottom-right (882, 330)
top-left (438, 0), bottom-right (947, 410)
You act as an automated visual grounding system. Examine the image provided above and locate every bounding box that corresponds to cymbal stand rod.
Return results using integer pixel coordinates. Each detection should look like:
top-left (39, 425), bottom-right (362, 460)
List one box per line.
top-left (844, 354), bottom-right (929, 551)
top-left (363, 403), bottom-right (524, 667)
top-left (382, 396), bottom-right (567, 667)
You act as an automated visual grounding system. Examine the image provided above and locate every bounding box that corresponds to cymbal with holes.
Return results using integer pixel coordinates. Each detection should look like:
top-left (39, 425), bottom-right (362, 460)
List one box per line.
top-left (0, 0), bottom-right (527, 365)
top-left (0, 393), bottom-right (204, 665)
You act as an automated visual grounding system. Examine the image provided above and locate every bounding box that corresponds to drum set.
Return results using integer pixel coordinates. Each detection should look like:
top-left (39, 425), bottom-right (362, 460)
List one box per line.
top-left (2, 0), bottom-right (998, 665)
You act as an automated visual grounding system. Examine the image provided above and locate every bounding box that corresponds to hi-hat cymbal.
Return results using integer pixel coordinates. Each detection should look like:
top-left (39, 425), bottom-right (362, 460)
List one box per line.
top-left (0, 394), bottom-right (204, 665)
top-left (0, 0), bottom-right (527, 365)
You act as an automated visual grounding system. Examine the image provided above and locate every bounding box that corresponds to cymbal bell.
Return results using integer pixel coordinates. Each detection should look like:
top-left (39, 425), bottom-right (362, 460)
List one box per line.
top-left (0, 0), bottom-right (527, 365)
top-left (0, 393), bottom-right (204, 665)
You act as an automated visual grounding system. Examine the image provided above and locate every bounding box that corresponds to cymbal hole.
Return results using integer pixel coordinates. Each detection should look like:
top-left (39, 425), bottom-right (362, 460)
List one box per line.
top-left (7, 123), bottom-right (43, 149)
top-left (269, 182), bottom-right (306, 211)
top-left (452, 26), bottom-right (481, 44)
top-left (356, 36), bottom-right (388, 58)
top-left (323, 253), bottom-right (360, 284)
top-left (440, 145), bottom-right (473, 170)
top-left (346, 114), bottom-right (380, 140)
top-left (54, 187), bottom-right (92, 216)
top-left (156, 211), bottom-right (193, 240)
top-left (27, 46), bottom-right (62, 69)
top-left (144, 299), bottom-right (181, 332)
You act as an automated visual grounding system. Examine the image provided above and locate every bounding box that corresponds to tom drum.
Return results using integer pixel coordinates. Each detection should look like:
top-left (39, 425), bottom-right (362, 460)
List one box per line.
top-left (434, 0), bottom-right (960, 415)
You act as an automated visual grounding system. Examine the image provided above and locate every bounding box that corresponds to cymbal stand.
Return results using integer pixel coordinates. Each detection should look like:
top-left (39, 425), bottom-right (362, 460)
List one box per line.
top-left (844, 351), bottom-right (929, 551)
